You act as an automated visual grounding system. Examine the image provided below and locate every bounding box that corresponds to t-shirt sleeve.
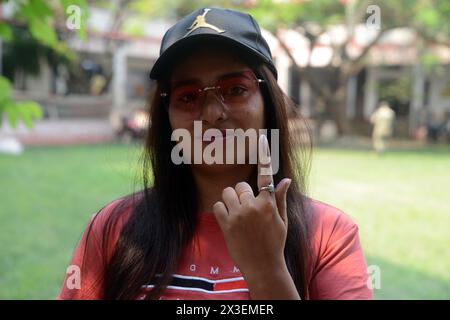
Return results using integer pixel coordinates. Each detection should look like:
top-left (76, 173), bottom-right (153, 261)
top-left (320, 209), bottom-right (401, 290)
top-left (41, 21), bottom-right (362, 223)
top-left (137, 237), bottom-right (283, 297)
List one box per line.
top-left (56, 212), bottom-right (106, 300)
top-left (56, 199), bottom-right (127, 300)
top-left (309, 206), bottom-right (373, 300)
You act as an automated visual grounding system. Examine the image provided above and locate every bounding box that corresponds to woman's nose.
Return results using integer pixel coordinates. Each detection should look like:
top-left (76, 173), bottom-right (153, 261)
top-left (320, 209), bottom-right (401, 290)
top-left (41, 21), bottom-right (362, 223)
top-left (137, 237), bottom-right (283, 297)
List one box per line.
top-left (199, 90), bottom-right (227, 124)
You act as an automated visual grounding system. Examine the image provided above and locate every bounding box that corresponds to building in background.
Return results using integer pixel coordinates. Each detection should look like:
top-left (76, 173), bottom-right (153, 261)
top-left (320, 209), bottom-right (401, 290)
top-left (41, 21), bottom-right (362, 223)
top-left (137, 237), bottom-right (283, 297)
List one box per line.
top-left (2, 4), bottom-right (450, 144)
top-left (269, 26), bottom-right (450, 138)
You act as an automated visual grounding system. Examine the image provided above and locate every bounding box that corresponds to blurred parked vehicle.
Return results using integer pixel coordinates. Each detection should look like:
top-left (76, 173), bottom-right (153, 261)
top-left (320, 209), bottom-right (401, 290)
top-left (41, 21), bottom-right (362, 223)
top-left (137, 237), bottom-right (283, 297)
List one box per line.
top-left (111, 108), bottom-right (149, 144)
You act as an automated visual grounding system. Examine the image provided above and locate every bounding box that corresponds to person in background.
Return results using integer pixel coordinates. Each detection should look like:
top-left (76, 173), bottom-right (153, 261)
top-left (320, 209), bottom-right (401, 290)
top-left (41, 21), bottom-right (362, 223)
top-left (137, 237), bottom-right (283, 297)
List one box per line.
top-left (90, 72), bottom-right (107, 96)
top-left (370, 101), bottom-right (396, 154)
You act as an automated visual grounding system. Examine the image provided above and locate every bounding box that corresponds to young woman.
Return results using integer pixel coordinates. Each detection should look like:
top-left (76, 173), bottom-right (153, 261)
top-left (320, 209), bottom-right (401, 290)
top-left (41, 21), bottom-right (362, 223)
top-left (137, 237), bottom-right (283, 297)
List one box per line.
top-left (58, 7), bottom-right (372, 300)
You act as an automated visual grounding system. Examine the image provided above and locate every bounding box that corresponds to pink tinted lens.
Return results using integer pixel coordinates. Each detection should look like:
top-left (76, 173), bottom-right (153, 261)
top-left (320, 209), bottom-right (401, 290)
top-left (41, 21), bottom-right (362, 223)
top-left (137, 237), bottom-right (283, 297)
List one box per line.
top-left (170, 84), bottom-right (202, 110)
top-left (218, 73), bottom-right (256, 103)
top-left (169, 70), bottom-right (259, 111)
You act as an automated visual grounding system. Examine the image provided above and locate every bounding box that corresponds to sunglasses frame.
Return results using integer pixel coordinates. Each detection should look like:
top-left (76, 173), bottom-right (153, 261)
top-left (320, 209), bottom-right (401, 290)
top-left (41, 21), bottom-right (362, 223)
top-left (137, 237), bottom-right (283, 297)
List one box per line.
top-left (160, 70), bottom-right (265, 110)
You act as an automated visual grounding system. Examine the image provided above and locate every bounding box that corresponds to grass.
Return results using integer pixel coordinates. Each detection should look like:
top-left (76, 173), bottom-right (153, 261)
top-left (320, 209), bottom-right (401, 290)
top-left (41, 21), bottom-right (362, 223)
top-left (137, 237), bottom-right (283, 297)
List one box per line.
top-left (0, 144), bottom-right (141, 299)
top-left (0, 143), bottom-right (449, 299)
top-left (309, 146), bottom-right (450, 299)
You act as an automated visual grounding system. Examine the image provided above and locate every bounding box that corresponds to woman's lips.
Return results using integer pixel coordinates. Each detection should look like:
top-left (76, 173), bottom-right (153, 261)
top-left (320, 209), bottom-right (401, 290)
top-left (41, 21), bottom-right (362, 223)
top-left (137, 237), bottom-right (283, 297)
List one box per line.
top-left (201, 129), bottom-right (234, 143)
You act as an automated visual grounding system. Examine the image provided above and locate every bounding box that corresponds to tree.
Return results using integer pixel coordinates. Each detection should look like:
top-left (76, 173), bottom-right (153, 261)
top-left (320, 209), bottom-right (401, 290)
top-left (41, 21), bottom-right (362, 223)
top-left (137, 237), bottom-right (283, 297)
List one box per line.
top-left (0, 0), bottom-right (88, 129)
top-left (108, 0), bottom-right (450, 135)
top-left (243, 0), bottom-right (450, 135)
top-left (6, 0), bottom-right (446, 135)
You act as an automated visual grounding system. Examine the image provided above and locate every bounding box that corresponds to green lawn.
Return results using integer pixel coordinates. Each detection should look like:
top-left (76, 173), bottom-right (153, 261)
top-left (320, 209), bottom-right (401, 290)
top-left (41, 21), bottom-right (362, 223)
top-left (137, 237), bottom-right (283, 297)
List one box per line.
top-left (0, 143), bottom-right (449, 299)
top-left (309, 146), bottom-right (450, 299)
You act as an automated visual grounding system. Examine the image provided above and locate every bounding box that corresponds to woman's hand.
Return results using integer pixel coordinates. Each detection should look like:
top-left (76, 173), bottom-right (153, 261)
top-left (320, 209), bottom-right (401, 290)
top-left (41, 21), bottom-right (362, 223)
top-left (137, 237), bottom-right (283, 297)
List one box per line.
top-left (213, 134), bottom-right (298, 299)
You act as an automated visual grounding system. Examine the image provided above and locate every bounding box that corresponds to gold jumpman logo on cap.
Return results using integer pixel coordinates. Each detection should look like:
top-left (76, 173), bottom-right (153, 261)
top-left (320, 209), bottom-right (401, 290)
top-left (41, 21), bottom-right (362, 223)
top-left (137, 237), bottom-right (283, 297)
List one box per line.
top-left (184, 8), bottom-right (225, 37)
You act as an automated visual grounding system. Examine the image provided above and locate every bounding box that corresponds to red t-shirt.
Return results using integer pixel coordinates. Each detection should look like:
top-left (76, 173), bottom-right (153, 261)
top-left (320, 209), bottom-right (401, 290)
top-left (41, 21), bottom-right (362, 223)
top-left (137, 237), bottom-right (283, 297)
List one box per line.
top-left (57, 197), bottom-right (373, 300)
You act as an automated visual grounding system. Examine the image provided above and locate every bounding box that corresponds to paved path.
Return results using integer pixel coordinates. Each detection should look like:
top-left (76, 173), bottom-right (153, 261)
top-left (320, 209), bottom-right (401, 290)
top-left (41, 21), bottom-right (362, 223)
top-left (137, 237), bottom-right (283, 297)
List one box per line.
top-left (0, 119), bottom-right (115, 146)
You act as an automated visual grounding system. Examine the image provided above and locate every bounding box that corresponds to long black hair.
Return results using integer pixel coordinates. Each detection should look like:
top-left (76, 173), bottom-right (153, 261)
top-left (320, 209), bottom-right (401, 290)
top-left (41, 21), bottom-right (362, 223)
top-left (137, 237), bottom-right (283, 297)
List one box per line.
top-left (82, 54), bottom-right (313, 299)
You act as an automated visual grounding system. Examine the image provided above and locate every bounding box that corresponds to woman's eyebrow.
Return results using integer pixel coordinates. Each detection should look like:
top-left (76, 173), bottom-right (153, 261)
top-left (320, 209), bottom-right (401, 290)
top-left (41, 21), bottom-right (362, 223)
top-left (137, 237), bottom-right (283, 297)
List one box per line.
top-left (170, 78), bottom-right (200, 90)
top-left (218, 70), bottom-right (252, 80)
top-left (171, 70), bottom-right (251, 89)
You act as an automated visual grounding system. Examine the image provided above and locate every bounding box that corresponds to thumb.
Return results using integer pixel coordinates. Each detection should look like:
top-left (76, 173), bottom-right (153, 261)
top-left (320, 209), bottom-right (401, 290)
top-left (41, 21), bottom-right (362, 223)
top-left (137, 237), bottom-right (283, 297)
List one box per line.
top-left (275, 178), bottom-right (292, 224)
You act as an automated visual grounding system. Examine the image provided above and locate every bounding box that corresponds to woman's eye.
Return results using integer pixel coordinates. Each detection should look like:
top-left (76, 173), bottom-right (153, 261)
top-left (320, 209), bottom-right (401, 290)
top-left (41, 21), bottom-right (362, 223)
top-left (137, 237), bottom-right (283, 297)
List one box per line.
top-left (179, 93), bottom-right (197, 103)
top-left (227, 86), bottom-right (247, 96)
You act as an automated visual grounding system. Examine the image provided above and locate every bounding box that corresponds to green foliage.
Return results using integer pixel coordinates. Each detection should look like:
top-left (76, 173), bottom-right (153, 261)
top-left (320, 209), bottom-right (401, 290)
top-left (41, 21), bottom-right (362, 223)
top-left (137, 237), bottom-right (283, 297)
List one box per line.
top-left (378, 77), bottom-right (412, 106)
top-left (98, 0), bottom-right (450, 46)
top-left (28, 18), bottom-right (59, 48)
top-left (0, 0), bottom-right (88, 130)
top-left (128, 0), bottom-right (219, 19)
top-left (244, 0), bottom-right (344, 32)
top-left (12, 0), bottom-right (88, 57)
top-left (59, 0), bottom-right (89, 40)
top-left (122, 16), bottom-right (146, 37)
top-left (0, 76), bottom-right (43, 129)
top-left (0, 75), bottom-right (12, 101)
top-left (2, 101), bottom-right (43, 129)
top-left (0, 22), bottom-right (13, 41)
top-left (16, 0), bottom-right (58, 49)
top-left (3, 28), bottom-right (46, 79)
top-left (420, 52), bottom-right (442, 73)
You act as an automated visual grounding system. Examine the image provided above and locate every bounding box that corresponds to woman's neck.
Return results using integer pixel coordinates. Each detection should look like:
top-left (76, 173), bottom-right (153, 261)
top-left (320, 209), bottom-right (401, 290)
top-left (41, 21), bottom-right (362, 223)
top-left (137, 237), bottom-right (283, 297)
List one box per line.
top-left (192, 164), bottom-right (255, 213)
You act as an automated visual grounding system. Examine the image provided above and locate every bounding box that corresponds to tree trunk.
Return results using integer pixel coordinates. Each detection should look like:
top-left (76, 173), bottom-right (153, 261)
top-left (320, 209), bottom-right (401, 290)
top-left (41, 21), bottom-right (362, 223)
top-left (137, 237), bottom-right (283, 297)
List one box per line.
top-left (330, 84), bottom-right (351, 135)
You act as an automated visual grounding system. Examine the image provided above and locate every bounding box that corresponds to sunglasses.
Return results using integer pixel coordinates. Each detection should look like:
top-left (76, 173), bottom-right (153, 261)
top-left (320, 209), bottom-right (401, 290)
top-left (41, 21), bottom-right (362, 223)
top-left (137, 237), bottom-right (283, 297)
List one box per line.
top-left (160, 70), bottom-right (264, 113)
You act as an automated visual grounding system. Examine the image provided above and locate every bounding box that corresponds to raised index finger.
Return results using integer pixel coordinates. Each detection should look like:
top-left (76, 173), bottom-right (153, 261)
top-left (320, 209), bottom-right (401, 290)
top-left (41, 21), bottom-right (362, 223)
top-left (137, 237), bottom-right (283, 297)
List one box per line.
top-left (257, 134), bottom-right (274, 194)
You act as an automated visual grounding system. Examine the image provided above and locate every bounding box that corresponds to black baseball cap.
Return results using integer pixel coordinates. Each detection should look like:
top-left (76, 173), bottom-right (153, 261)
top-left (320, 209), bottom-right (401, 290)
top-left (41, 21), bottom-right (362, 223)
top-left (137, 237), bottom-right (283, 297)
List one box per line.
top-left (149, 7), bottom-right (277, 80)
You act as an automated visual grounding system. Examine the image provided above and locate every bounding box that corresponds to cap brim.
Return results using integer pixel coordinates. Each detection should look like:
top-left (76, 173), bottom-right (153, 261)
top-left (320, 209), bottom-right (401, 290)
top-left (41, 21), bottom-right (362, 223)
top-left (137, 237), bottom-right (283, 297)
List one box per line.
top-left (149, 33), bottom-right (276, 80)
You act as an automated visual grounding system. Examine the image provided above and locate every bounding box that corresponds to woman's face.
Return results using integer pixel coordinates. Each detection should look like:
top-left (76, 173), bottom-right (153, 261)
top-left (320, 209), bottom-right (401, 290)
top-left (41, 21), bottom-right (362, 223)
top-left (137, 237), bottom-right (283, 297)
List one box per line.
top-left (167, 46), bottom-right (265, 171)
